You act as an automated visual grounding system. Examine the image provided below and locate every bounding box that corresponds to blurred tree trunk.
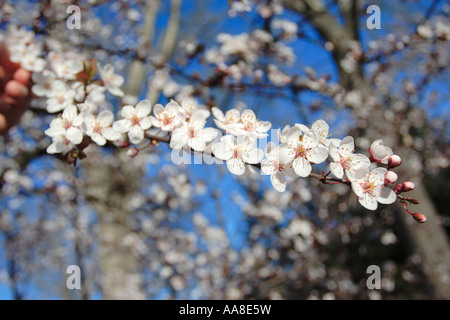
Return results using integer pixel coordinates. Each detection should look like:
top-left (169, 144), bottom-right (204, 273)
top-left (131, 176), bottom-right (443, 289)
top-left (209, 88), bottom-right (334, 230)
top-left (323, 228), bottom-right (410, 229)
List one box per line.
top-left (85, 154), bottom-right (146, 299)
top-left (283, 0), bottom-right (450, 299)
top-left (84, 0), bottom-right (182, 299)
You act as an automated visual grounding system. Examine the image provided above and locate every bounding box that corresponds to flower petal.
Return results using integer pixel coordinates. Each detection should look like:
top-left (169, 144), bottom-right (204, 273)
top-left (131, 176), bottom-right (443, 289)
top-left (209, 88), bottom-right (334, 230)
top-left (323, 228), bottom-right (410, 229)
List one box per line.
top-left (135, 99), bottom-right (152, 117)
top-left (358, 193), bottom-right (378, 210)
top-left (261, 159), bottom-right (275, 175)
top-left (128, 125), bottom-right (144, 144)
top-left (66, 127), bottom-right (83, 145)
top-left (292, 157), bottom-right (311, 177)
top-left (227, 158), bottom-right (245, 175)
top-left (243, 148), bottom-right (264, 164)
top-left (97, 110), bottom-right (114, 127)
top-left (113, 119), bottom-right (131, 133)
top-left (170, 128), bottom-right (188, 149)
top-left (211, 142), bottom-right (232, 161)
top-left (270, 172), bottom-right (287, 192)
top-left (153, 104), bottom-right (165, 117)
top-left (377, 187), bottom-right (396, 204)
top-left (200, 127), bottom-right (219, 142)
top-left (339, 136), bottom-right (354, 156)
top-left (330, 162), bottom-right (344, 178)
top-left (307, 146), bottom-right (328, 164)
top-left (140, 117), bottom-right (152, 130)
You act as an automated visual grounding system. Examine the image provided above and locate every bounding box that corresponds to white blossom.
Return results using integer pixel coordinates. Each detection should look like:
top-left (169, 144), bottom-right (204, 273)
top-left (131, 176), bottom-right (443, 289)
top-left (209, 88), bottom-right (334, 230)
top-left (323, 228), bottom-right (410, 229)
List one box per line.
top-left (212, 135), bottom-right (263, 175)
top-left (278, 126), bottom-right (328, 177)
top-left (150, 100), bottom-right (184, 132)
top-left (329, 136), bottom-right (370, 179)
top-left (261, 142), bottom-right (297, 192)
top-left (84, 110), bottom-right (121, 146)
top-left (99, 63), bottom-right (124, 97)
top-left (348, 167), bottom-right (397, 210)
top-left (170, 112), bottom-right (219, 152)
top-left (45, 80), bottom-right (76, 113)
top-left (113, 100), bottom-right (153, 144)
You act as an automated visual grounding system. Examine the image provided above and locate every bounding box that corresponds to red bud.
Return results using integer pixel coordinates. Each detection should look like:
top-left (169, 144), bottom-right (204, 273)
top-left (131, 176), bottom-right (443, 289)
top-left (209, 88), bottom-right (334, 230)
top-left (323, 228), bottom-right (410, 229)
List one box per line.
top-left (402, 181), bottom-right (415, 192)
top-left (384, 171), bottom-right (398, 185)
top-left (127, 147), bottom-right (139, 158)
top-left (412, 213), bottom-right (427, 223)
top-left (119, 141), bottom-right (131, 148)
top-left (388, 155), bottom-right (402, 168)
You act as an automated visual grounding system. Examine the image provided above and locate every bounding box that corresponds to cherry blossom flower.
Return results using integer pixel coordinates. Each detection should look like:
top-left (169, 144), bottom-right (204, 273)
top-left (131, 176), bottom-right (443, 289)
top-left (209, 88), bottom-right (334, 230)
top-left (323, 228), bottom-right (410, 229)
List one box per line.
top-left (45, 80), bottom-right (76, 113)
top-left (170, 113), bottom-right (219, 152)
top-left (99, 63), bottom-right (124, 97)
top-left (348, 166), bottom-right (397, 210)
top-left (84, 110), bottom-right (121, 146)
top-left (44, 104), bottom-right (84, 147)
top-left (150, 100), bottom-right (184, 132)
top-left (211, 135), bottom-right (263, 175)
top-left (31, 70), bottom-right (56, 97)
top-left (48, 52), bottom-right (83, 80)
top-left (179, 99), bottom-right (210, 120)
top-left (328, 136), bottom-right (370, 179)
top-left (46, 135), bottom-right (76, 155)
top-left (278, 127), bottom-right (328, 177)
top-left (296, 119), bottom-right (334, 147)
top-left (20, 43), bottom-right (46, 73)
top-left (261, 142), bottom-right (297, 192)
top-left (112, 100), bottom-right (153, 144)
top-left (232, 109), bottom-right (272, 138)
top-left (212, 107), bottom-right (241, 133)
top-left (369, 139), bottom-right (393, 164)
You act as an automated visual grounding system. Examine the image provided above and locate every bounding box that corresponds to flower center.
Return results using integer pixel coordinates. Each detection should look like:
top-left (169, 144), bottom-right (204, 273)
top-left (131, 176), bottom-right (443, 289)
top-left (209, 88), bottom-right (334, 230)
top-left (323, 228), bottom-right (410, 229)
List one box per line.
top-left (160, 111), bottom-right (176, 126)
top-left (339, 156), bottom-right (351, 170)
top-left (130, 115), bottom-right (141, 126)
top-left (295, 144), bottom-right (308, 158)
top-left (188, 127), bottom-right (196, 138)
top-left (225, 111), bottom-right (239, 123)
top-left (361, 181), bottom-right (376, 195)
top-left (62, 119), bottom-right (72, 130)
top-left (92, 123), bottom-right (103, 134)
top-left (232, 146), bottom-right (243, 159)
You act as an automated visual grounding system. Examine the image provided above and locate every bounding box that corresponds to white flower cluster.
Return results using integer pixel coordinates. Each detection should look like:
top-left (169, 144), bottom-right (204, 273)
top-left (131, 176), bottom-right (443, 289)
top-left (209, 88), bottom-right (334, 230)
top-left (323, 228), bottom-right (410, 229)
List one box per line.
top-left (210, 106), bottom-right (397, 210)
top-left (8, 29), bottom-right (397, 212)
top-left (3, 25), bottom-right (46, 73)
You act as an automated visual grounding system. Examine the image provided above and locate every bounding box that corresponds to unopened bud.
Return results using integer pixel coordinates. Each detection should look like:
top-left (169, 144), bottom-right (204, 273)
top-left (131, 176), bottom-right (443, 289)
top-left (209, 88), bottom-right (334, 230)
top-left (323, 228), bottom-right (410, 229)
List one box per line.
top-left (395, 183), bottom-right (404, 194)
top-left (119, 141), bottom-right (131, 148)
top-left (402, 181), bottom-right (415, 192)
top-left (384, 171), bottom-right (398, 185)
top-left (127, 147), bottom-right (139, 158)
top-left (388, 155), bottom-right (402, 168)
top-left (412, 213), bottom-right (427, 223)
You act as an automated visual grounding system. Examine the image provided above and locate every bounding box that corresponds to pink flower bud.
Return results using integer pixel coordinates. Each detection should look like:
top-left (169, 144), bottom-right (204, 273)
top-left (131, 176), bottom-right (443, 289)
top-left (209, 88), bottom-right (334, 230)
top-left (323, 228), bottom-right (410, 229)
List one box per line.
top-left (127, 147), bottom-right (139, 158)
top-left (388, 155), bottom-right (402, 168)
top-left (412, 213), bottom-right (427, 223)
top-left (402, 181), bottom-right (415, 192)
top-left (395, 183), bottom-right (404, 194)
top-left (384, 171), bottom-right (398, 185)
